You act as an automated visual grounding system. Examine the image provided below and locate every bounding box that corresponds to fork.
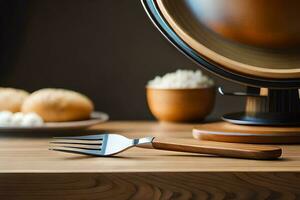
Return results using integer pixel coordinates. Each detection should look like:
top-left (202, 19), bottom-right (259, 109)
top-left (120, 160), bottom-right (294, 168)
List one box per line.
top-left (49, 134), bottom-right (282, 160)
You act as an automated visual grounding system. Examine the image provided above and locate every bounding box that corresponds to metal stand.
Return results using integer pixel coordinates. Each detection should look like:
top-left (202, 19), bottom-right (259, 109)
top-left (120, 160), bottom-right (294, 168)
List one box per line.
top-left (219, 87), bottom-right (300, 126)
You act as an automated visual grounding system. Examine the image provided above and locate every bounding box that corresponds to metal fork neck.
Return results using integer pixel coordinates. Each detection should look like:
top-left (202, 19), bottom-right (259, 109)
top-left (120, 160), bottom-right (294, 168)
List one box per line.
top-left (134, 137), bottom-right (154, 149)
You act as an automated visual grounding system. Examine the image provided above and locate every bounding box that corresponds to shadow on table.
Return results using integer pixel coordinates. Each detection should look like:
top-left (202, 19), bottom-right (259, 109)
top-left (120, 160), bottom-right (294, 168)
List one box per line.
top-left (164, 154), bottom-right (290, 161)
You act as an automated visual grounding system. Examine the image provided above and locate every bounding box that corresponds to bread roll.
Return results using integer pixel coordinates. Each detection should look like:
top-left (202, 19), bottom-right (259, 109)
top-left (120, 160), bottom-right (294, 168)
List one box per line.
top-left (21, 88), bottom-right (94, 122)
top-left (0, 87), bottom-right (29, 112)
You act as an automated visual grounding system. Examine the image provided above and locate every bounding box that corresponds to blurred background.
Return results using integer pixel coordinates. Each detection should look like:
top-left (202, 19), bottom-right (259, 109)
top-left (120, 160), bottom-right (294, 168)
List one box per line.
top-left (1, 0), bottom-right (244, 120)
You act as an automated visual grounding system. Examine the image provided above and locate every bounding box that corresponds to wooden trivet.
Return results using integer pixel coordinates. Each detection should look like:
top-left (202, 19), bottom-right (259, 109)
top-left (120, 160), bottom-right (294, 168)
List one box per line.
top-left (193, 121), bottom-right (300, 144)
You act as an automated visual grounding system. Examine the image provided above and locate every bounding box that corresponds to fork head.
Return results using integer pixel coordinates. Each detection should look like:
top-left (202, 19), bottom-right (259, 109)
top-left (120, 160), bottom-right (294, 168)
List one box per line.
top-left (50, 134), bottom-right (136, 156)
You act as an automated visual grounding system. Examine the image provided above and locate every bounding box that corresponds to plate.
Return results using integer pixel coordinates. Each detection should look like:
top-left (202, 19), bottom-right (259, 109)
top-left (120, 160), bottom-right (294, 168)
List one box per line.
top-left (0, 111), bottom-right (109, 132)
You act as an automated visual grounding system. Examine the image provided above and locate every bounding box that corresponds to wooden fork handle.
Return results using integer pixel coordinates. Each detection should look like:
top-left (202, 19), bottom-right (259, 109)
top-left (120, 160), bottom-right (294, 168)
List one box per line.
top-left (151, 138), bottom-right (282, 160)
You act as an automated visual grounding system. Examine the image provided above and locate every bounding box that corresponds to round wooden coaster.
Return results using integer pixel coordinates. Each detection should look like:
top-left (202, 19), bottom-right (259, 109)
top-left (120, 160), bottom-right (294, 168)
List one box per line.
top-left (193, 122), bottom-right (300, 144)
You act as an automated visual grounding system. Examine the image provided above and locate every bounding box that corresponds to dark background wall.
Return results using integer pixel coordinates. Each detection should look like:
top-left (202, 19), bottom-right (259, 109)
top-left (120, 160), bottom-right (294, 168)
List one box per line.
top-left (1, 0), bottom-right (244, 120)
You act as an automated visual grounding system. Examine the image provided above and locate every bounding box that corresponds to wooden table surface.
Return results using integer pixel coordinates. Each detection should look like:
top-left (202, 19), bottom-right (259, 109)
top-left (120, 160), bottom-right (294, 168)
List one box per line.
top-left (1, 121), bottom-right (300, 200)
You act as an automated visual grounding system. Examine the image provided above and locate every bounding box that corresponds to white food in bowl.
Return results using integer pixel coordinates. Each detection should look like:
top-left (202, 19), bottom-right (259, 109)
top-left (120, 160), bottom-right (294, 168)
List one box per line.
top-left (147, 69), bottom-right (214, 89)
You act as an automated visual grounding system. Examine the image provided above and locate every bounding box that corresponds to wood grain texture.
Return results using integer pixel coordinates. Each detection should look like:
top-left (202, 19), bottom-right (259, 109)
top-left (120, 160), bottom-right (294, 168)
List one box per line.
top-left (1, 173), bottom-right (300, 200)
top-left (0, 121), bottom-right (299, 173)
top-left (1, 121), bottom-right (300, 199)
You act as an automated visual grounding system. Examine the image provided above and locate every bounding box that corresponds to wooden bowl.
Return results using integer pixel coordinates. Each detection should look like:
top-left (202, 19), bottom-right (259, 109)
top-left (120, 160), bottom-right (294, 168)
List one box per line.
top-left (146, 87), bottom-right (215, 122)
top-left (155, 0), bottom-right (300, 79)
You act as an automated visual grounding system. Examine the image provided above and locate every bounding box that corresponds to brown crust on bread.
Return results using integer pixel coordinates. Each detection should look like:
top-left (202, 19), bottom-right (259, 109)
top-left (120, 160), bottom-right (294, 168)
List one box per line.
top-left (0, 87), bottom-right (29, 112)
top-left (21, 88), bottom-right (94, 122)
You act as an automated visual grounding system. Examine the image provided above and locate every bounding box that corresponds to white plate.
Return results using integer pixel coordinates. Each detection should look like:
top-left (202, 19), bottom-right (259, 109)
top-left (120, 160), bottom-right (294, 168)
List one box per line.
top-left (0, 111), bottom-right (109, 132)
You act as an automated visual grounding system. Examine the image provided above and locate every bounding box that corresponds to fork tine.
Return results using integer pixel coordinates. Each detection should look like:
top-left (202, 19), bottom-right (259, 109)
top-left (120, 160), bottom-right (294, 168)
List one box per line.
top-left (51, 145), bottom-right (101, 150)
top-left (53, 134), bottom-right (105, 140)
top-left (50, 147), bottom-right (103, 156)
top-left (50, 141), bottom-right (102, 146)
